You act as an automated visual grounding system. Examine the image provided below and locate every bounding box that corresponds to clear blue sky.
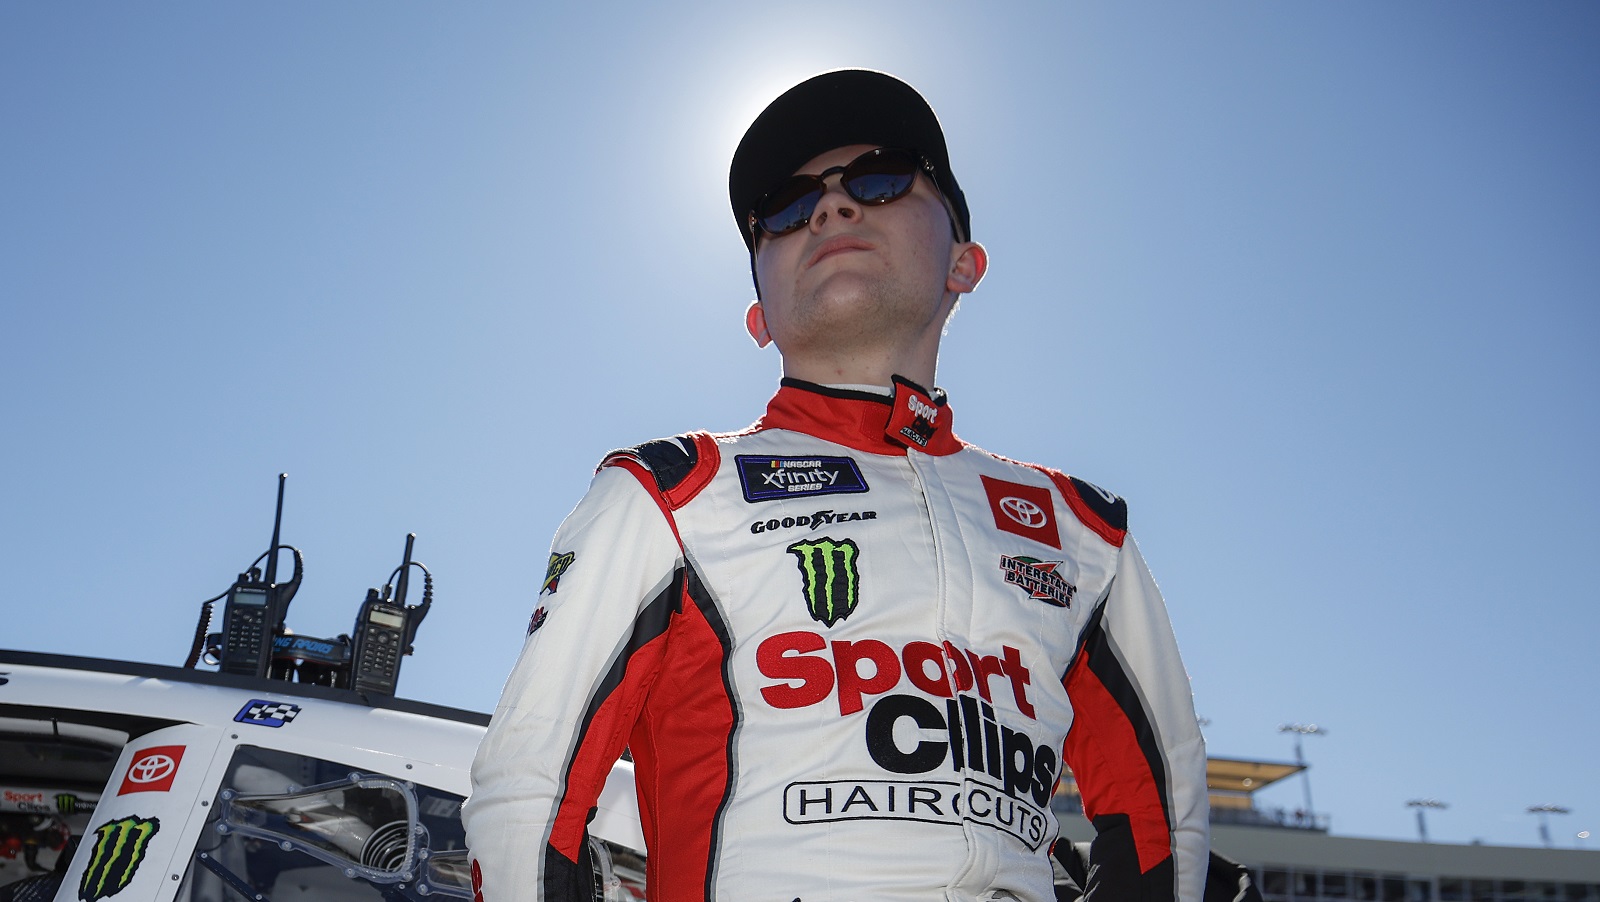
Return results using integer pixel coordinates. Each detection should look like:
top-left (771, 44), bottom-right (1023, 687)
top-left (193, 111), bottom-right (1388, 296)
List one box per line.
top-left (3, 2), bottom-right (1596, 851)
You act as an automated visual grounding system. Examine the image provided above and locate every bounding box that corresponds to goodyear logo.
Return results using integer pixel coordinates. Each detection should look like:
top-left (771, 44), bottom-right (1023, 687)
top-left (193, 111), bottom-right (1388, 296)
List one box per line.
top-left (79, 816), bottom-right (160, 901)
top-left (787, 537), bottom-right (861, 627)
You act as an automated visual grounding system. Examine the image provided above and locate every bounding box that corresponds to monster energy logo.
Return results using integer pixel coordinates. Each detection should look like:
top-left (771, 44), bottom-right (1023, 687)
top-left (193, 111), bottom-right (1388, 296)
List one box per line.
top-left (79, 816), bottom-right (160, 901)
top-left (787, 537), bottom-right (861, 627)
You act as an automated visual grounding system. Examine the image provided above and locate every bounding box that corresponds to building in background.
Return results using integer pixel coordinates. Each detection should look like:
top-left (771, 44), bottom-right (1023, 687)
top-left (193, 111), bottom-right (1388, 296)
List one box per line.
top-left (1056, 759), bottom-right (1600, 900)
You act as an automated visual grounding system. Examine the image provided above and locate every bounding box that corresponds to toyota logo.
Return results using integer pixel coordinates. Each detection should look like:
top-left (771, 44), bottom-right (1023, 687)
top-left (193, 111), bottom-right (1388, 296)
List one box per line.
top-left (999, 496), bottom-right (1047, 528)
top-left (128, 754), bottom-right (177, 784)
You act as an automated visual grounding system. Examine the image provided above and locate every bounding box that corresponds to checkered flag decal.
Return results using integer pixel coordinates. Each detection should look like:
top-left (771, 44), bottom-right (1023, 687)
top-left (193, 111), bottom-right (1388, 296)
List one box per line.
top-left (250, 701), bottom-right (298, 722)
top-left (234, 699), bottom-right (302, 727)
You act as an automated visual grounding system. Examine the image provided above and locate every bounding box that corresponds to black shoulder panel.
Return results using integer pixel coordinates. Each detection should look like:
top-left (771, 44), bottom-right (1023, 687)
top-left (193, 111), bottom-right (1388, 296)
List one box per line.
top-left (1068, 476), bottom-right (1128, 533)
top-left (606, 434), bottom-right (701, 495)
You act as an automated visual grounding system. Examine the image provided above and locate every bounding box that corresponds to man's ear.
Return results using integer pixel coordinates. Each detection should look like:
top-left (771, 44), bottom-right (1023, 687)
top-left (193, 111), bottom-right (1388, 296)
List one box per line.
top-left (947, 242), bottom-right (988, 295)
top-left (745, 301), bottom-right (773, 348)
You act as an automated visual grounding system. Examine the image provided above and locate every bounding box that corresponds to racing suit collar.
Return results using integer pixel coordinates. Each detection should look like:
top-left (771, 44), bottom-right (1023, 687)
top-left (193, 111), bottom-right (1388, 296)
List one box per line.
top-left (760, 377), bottom-right (963, 456)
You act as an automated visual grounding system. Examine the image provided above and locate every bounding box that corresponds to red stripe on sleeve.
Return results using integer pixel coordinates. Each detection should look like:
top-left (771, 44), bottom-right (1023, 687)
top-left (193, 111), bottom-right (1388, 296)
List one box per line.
top-left (629, 600), bottom-right (736, 902)
top-left (547, 626), bottom-right (674, 860)
top-left (1062, 652), bottom-right (1171, 874)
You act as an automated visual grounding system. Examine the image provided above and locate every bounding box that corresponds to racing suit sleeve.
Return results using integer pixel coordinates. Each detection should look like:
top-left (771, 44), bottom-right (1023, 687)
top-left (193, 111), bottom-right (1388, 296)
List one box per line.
top-left (1061, 536), bottom-right (1209, 902)
top-left (463, 464), bottom-right (683, 902)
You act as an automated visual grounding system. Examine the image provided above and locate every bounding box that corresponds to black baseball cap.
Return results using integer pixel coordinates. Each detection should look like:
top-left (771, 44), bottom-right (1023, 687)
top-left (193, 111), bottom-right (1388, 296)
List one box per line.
top-left (729, 69), bottom-right (971, 254)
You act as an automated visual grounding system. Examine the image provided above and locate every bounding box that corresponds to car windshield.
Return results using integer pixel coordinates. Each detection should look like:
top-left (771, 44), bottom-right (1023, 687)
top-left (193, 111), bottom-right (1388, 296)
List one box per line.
top-left (176, 745), bottom-right (471, 901)
top-left (173, 745), bottom-right (646, 902)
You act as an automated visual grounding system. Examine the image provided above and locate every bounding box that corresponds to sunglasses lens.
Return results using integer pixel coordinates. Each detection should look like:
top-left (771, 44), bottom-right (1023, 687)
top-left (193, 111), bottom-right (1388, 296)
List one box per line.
top-left (751, 149), bottom-right (924, 238)
top-left (754, 177), bottom-right (824, 236)
top-left (843, 149), bottom-right (918, 205)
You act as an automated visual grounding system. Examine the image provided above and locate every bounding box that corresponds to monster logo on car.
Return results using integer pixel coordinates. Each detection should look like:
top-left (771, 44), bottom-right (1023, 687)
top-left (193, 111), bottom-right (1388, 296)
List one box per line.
top-left (787, 537), bottom-right (861, 627)
top-left (78, 816), bottom-right (160, 901)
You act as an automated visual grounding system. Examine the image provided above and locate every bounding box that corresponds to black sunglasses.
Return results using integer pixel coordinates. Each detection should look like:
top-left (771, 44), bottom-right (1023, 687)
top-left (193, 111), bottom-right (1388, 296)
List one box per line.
top-left (747, 147), bottom-right (937, 241)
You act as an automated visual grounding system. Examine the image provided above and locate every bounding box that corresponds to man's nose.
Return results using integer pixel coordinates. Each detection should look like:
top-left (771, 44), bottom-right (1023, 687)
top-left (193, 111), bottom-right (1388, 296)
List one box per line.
top-left (808, 174), bottom-right (859, 232)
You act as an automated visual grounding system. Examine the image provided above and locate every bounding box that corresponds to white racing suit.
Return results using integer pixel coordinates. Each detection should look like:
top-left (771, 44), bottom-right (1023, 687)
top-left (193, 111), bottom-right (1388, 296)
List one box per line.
top-left (464, 377), bottom-right (1208, 902)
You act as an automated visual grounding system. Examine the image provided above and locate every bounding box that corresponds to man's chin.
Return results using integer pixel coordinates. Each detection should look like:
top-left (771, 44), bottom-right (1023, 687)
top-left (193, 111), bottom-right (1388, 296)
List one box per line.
top-left (797, 270), bottom-right (894, 311)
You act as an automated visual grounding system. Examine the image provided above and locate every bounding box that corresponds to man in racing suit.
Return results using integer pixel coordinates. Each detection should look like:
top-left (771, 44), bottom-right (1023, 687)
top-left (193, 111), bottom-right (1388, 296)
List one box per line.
top-left (463, 69), bottom-right (1209, 902)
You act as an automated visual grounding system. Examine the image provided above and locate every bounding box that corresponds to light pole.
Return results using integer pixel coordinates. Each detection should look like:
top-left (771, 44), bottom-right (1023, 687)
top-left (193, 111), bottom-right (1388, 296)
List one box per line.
top-left (1406, 799), bottom-right (1448, 843)
top-left (1279, 723), bottom-right (1327, 822)
top-left (1527, 805), bottom-right (1570, 848)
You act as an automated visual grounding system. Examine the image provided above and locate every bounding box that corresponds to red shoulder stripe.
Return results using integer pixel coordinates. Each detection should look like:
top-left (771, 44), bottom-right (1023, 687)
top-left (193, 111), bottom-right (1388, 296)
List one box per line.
top-left (664, 432), bottom-right (720, 509)
top-left (1036, 466), bottom-right (1127, 547)
top-left (607, 457), bottom-right (685, 551)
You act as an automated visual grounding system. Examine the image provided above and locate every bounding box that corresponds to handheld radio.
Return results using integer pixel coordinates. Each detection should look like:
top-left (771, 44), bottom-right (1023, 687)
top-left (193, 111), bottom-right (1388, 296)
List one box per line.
top-left (185, 475), bottom-right (435, 697)
top-left (218, 475), bottom-right (302, 677)
top-left (348, 533), bottom-right (431, 695)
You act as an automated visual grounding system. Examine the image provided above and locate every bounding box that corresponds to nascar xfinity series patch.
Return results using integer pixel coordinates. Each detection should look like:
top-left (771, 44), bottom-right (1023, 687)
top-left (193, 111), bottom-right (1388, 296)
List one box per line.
top-left (736, 455), bottom-right (869, 503)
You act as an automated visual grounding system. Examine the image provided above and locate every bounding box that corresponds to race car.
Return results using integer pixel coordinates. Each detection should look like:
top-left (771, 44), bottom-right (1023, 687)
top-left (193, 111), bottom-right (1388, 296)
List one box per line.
top-left (0, 650), bottom-right (647, 902)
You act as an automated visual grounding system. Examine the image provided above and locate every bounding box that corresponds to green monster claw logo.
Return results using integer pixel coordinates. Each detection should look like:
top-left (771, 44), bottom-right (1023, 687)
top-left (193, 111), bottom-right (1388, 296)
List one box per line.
top-left (787, 537), bottom-right (861, 627)
top-left (78, 816), bottom-right (160, 901)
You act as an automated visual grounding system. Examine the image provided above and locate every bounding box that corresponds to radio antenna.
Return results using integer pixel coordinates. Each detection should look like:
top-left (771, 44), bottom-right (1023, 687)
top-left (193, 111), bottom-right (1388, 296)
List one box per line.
top-left (264, 473), bottom-right (287, 587)
top-left (393, 533), bottom-right (415, 606)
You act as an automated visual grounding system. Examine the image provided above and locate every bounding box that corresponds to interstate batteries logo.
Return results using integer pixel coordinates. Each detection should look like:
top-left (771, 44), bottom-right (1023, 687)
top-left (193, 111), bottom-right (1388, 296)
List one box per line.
top-left (78, 816), bottom-right (159, 901)
top-left (736, 455), bottom-right (869, 503)
top-left (999, 556), bottom-right (1077, 608)
top-left (787, 538), bottom-right (861, 627)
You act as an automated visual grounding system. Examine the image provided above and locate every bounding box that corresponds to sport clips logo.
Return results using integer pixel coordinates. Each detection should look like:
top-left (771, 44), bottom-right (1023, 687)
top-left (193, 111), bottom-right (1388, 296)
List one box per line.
top-left (887, 384), bottom-right (940, 448)
top-left (756, 630), bottom-right (1058, 849)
